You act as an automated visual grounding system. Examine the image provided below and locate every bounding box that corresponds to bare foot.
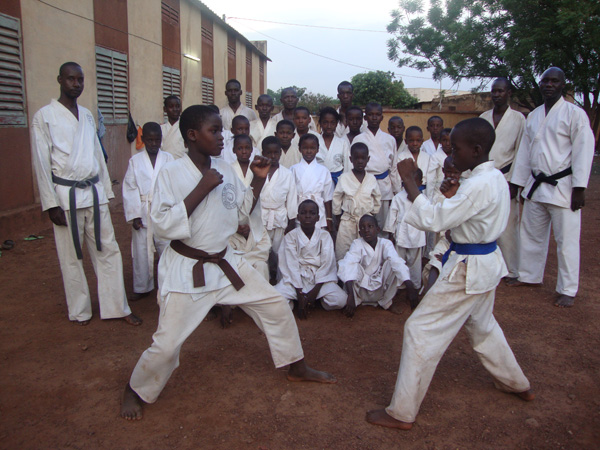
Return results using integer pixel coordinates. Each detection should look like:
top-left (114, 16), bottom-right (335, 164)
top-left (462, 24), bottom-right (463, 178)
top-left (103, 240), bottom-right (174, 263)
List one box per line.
top-left (366, 409), bottom-right (413, 430)
top-left (73, 319), bottom-right (90, 326)
top-left (513, 389), bottom-right (535, 401)
top-left (287, 359), bottom-right (337, 384)
top-left (129, 291), bottom-right (152, 301)
top-left (123, 313), bottom-right (142, 326)
top-left (120, 384), bottom-right (144, 420)
top-left (503, 276), bottom-right (518, 284)
top-left (220, 305), bottom-right (233, 328)
top-left (555, 294), bottom-right (575, 308)
top-left (506, 279), bottom-right (542, 287)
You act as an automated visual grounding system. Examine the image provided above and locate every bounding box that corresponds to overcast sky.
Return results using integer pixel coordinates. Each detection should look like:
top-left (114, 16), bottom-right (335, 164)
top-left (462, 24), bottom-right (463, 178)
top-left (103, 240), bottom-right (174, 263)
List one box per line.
top-left (200, 0), bottom-right (479, 97)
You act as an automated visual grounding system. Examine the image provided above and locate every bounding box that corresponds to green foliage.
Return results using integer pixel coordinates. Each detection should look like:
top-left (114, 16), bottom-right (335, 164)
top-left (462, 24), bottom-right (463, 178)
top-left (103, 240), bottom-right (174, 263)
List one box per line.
top-left (298, 92), bottom-right (339, 114)
top-left (266, 86), bottom-right (307, 106)
top-left (350, 71), bottom-right (418, 108)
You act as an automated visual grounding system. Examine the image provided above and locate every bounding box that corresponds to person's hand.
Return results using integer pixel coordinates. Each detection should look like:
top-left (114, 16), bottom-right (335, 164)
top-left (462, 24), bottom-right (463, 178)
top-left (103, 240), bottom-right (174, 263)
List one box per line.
top-left (571, 187), bottom-right (585, 211)
top-left (199, 168), bottom-right (223, 191)
top-left (343, 290), bottom-right (356, 318)
top-left (440, 177), bottom-right (460, 198)
top-left (397, 158), bottom-right (418, 182)
top-left (48, 206), bottom-right (67, 226)
top-left (508, 182), bottom-right (519, 200)
top-left (132, 218), bottom-right (143, 230)
top-left (249, 155), bottom-right (271, 179)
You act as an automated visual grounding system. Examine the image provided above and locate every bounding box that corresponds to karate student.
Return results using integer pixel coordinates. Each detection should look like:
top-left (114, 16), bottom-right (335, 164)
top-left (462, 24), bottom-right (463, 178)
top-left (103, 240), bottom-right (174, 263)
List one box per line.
top-left (161, 95), bottom-right (186, 159)
top-left (220, 79), bottom-right (257, 131)
top-left (338, 215), bottom-right (416, 316)
top-left (291, 106), bottom-right (319, 148)
top-left (122, 122), bottom-right (174, 299)
top-left (480, 77), bottom-right (525, 281)
top-left (366, 118), bottom-right (533, 431)
top-left (120, 105), bottom-right (336, 421)
top-left (30, 62), bottom-right (140, 326)
top-left (273, 87), bottom-right (317, 132)
top-left (317, 106), bottom-right (351, 184)
top-left (335, 81), bottom-right (367, 137)
top-left (250, 94), bottom-right (277, 148)
top-left (388, 116), bottom-right (407, 153)
top-left (221, 115), bottom-right (258, 164)
top-left (422, 116), bottom-right (444, 156)
top-left (384, 169), bottom-right (426, 292)
top-left (509, 67), bottom-right (595, 307)
top-left (390, 126), bottom-right (434, 196)
top-left (333, 143), bottom-right (381, 261)
top-left (290, 134), bottom-right (334, 231)
top-left (345, 106), bottom-right (364, 145)
top-left (352, 103), bottom-right (396, 228)
top-left (275, 120), bottom-right (301, 168)
top-left (275, 200), bottom-right (347, 319)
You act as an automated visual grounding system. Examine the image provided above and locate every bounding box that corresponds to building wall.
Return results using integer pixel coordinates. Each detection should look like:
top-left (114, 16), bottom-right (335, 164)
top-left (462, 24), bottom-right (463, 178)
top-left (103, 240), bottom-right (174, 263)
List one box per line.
top-left (179, 1), bottom-right (202, 108)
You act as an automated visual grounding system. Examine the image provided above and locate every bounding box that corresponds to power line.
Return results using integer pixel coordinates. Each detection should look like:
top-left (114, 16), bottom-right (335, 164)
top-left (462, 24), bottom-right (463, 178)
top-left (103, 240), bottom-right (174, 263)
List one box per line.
top-left (225, 16), bottom-right (388, 33)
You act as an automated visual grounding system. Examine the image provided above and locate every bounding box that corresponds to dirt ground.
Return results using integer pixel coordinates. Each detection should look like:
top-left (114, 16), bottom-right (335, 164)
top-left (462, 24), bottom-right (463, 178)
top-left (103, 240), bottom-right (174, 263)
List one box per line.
top-left (2, 170), bottom-right (600, 450)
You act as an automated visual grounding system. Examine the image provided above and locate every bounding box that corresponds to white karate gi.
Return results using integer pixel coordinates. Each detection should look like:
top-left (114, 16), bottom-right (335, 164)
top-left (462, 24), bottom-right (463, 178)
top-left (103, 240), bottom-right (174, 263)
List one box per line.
top-left (219, 104), bottom-right (258, 132)
top-left (220, 135), bottom-right (259, 165)
top-left (160, 120), bottom-right (186, 160)
top-left (481, 107), bottom-right (526, 278)
top-left (421, 234), bottom-right (450, 291)
top-left (291, 130), bottom-right (320, 154)
top-left (275, 228), bottom-right (347, 310)
top-left (279, 143), bottom-right (302, 169)
top-left (317, 134), bottom-right (351, 177)
top-left (129, 155), bottom-right (304, 403)
top-left (290, 159), bottom-right (334, 229)
top-left (30, 99), bottom-right (131, 322)
top-left (385, 161), bottom-right (530, 424)
top-left (421, 138), bottom-right (441, 156)
top-left (391, 146), bottom-right (435, 197)
top-left (338, 237), bottom-right (411, 310)
top-left (383, 191), bottom-right (426, 289)
top-left (511, 97), bottom-right (595, 296)
top-left (273, 111), bottom-right (317, 132)
top-left (250, 117), bottom-right (278, 149)
top-left (334, 107), bottom-right (367, 137)
top-left (122, 149), bottom-right (173, 293)
top-left (332, 172), bottom-right (381, 260)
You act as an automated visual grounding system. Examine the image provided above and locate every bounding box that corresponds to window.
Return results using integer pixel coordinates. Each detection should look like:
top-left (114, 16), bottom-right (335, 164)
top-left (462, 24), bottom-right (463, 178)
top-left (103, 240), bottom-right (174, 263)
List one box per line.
top-left (245, 92), bottom-right (252, 108)
top-left (0, 13), bottom-right (26, 126)
top-left (95, 46), bottom-right (128, 124)
top-left (161, 1), bottom-right (179, 25)
top-left (162, 66), bottom-right (181, 98)
top-left (202, 77), bottom-right (214, 104)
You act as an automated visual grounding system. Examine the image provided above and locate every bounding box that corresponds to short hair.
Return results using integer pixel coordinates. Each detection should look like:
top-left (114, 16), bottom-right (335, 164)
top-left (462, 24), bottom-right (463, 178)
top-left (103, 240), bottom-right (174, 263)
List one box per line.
top-left (337, 81), bottom-right (353, 92)
top-left (281, 87), bottom-right (298, 97)
top-left (179, 105), bottom-right (219, 143)
top-left (257, 94), bottom-right (273, 104)
top-left (299, 199), bottom-right (319, 212)
top-left (350, 142), bottom-right (369, 156)
top-left (388, 116), bottom-right (404, 124)
top-left (492, 77), bottom-right (512, 91)
top-left (262, 135), bottom-right (281, 151)
top-left (359, 214), bottom-right (378, 227)
top-left (318, 106), bottom-right (340, 124)
top-left (59, 61), bottom-right (82, 76)
top-left (232, 115), bottom-right (250, 127)
top-left (427, 115), bottom-right (443, 126)
top-left (206, 104), bottom-right (220, 114)
top-left (294, 106), bottom-right (310, 116)
top-left (453, 118), bottom-right (496, 154)
top-left (225, 79), bottom-right (241, 89)
top-left (365, 102), bottom-right (382, 114)
top-left (142, 121), bottom-right (161, 136)
top-left (276, 119), bottom-right (295, 131)
top-left (440, 127), bottom-right (452, 137)
top-left (232, 134), bottom-right (252, 147)
top-left (163, 95), bottom-right (180, 107)
top-left (299, 133), bottom-right (319, 148)
top-left (346, 105), bottom-right (363, 116)
top-left (405, 126), bottom-right (423, 137)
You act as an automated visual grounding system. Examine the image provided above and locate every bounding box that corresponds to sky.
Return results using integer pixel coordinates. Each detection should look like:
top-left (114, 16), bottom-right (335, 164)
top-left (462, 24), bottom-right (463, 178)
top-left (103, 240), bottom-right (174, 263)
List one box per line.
top-left (200, 0), bottom-right (480, 98)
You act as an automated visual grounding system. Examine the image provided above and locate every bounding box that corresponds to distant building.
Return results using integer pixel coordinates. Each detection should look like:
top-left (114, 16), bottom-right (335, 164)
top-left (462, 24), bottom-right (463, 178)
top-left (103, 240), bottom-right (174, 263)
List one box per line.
top-left (406, 87), bottom-right (470, 103)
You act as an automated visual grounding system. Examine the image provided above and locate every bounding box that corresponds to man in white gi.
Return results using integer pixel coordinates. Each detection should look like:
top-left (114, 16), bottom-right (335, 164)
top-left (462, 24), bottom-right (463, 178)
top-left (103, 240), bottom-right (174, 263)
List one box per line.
top-left (334, 81), bottom-right (367, 138)
top-left (219, 79), bottom-right (257, 131)
top-left (249, 94), bottom-right (277, 149)
top-left (421, 116), bottom-right (444, 156)
top-left (160, 95), bottom-right (186, 160)
top-left (30, 62), bottom-right (140, 326)
top-left (480, 78), bottom-right (525, 281)
top-left (510, 67), bottom-right (595, 307)
top-left (366, 118), bottom-right (533, 430)
top-left (273, 87), bottom-right (317, 132)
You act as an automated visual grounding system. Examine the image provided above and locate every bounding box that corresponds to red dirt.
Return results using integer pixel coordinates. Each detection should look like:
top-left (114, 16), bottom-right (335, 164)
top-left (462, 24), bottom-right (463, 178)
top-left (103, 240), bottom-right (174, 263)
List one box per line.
top-left (2, 172), bottom-right (600, 450)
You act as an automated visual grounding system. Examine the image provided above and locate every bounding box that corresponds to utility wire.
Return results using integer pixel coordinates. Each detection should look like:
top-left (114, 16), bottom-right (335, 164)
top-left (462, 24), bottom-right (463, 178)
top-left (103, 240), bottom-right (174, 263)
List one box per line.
top-left (225, 16), bottom-right (388, 33)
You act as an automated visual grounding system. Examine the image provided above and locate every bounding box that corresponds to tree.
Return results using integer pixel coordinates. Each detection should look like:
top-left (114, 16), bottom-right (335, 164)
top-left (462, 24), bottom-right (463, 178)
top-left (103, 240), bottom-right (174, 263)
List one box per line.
top-left (350, 71), bottom-right (418, 108)
top-left (298, 92), bottom-right (339, 114)
top-left (266, 86), bottom-right (307, 106)
top-left (387, 0), bottom-right (600, 149)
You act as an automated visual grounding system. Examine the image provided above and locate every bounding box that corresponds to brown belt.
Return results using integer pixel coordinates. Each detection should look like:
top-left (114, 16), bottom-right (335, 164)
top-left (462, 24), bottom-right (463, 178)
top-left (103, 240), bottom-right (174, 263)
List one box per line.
top-left (170, 240), bottom-right (245, 291)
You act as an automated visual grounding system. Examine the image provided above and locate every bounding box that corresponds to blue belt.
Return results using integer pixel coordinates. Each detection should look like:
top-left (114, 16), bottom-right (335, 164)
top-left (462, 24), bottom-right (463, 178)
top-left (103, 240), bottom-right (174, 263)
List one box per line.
top-left (441, 241), bottom-right (497, 266)
top-left (330, 169), bottom-right (343, 185)
top-left (375, 170), bottom-right (389, 180)
top-left (418, 184), bottom-right (426, 192)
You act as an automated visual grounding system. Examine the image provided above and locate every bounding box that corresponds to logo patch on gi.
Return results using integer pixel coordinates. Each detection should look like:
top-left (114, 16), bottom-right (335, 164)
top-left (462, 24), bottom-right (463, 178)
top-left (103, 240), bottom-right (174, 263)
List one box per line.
top-left (222, 183), bottom-right (237, 209)
top-left (334, 153), bottom-right (344, 165)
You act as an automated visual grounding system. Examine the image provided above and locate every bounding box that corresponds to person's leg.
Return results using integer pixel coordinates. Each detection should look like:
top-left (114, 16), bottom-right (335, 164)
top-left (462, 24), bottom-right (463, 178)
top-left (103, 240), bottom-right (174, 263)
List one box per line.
top-left (399, 247), bottom-right (422, 290)
top-left (335, 219), bottom-right (356, 261)
top-left (318, 282), bottom-right (348, 310)
top-left (498, 196), bottom-right (520, 279)
top-left (131, 226), bottom-right (153, 294)
top-left (378, 261), bottom-right (399, 310)
top-left (549, 205), bottom-right (581, 305)
top-left (517, 200), bottom-right (551, 284)
top-left (53, 208), bottom-right (92, 322)
top-left (375, 200), bottom-right (390, 232)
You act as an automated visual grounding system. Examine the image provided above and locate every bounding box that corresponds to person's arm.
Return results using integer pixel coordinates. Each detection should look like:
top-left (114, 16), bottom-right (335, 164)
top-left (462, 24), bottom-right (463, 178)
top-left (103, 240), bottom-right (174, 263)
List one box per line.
top-left (184, 169), bottom-right (223, 217)
top-left (248, 156), bottom-right (271, 213)
top-left (509, 122), bottom-right (532, 189)
top-left (423, 266), bottom-right (439, 296)
top-left (569, 110), bottom-right (596, 211)
top-left (94, 117), bottom-right (114, 200)
top-left (371, 182), bottom-right (382, 215)
top-left (324, 200), bottom-right (333, 232)
top-left (305, 283), bottom-right (323, 306)
top-left (285, 172), bottom-right (298, 232)
top-left (397, 159), bottom-right (421, 202)
top-left (122, 160), bottom-right (143, 224)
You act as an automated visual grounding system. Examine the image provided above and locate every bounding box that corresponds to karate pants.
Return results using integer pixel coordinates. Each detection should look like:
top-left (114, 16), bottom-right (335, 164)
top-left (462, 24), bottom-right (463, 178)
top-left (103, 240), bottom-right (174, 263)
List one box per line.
top-left (276, 280), bottom-right (347, 310)
top-left (397, 247), bottom-right (422, 289)
top-left (497, 197), bottom-right (520, 278)
top-left (353, 261), bottom-right (399, 310)
top-left (131, 227), bottom-right (169, 294)
top-left (518, 200), bottom-right (580, 296)
top-left (386, 263), bottom-right (530, 423)
top-left (230, 230), bottom-right (271, 281)
top-left (335, 217), bottom-right (358, 261)
top-left (53, 204), bottom-right (131, 322)
top-left (129, 258), bottom-right (304, 403)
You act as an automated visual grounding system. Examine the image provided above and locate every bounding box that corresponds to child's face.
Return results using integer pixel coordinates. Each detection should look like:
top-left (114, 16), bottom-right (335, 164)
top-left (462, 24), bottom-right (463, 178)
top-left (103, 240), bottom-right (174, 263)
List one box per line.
top-left (406, 130), bottom-right (424, 153)
top-left (164, 99), bottom-right (181, 122)
top-left (450, 129), bottom-right (475, 172)
top-left (231, 120), bottom-right (250, 136)
top-left (346, 111), bottom-right (363, 133)
top-left (364, 107), bottom-right (383, 129)
top-left (359, 218), bottom-right (379, 243)
top-left (275, 125), bottom-right (294, 147)
top-left (255, 98), bottom-right (274, 119)
top-left (300, 138), bottom-right (319, 163)
top-left (297, 202), bottom-right (319, 229)
top-left (193, 114), bottom-right (224, 157)
top-left (350, 148), bottom-right (369, 172)
top-left (142, 131), bottom-right (162, 154)
top-left (320, 113), bottom-right (337, 137)
top-left (443, 157), bottom-right (462, 181)
top-left (388, 119), bottom-right (405, 139)
top-left (262, 143), bottom-right (282, 165)
top-left (281, 90), bottom-right (298, 110)
top-left (427, 118), bottom-right (443, 139)
top-left (440, 133), bottom-right (452, 155)
top-left (293, 111), bottom-right (310, 133)
top-left (225, 82), bottom-right (242, 104)
top-left (233, 138), bottom-right (253, 163)
top-left (337, 86), bottom-right (354, 108)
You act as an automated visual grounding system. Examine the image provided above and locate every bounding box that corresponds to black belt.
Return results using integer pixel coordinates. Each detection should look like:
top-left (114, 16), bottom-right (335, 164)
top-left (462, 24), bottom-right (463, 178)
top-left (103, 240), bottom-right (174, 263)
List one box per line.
top-left (526, 167), bottom-right (572, 200)
top-left (500, 163), bottom-right (512, 174)
top-left (52, 174), bottom-right (101, 259)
